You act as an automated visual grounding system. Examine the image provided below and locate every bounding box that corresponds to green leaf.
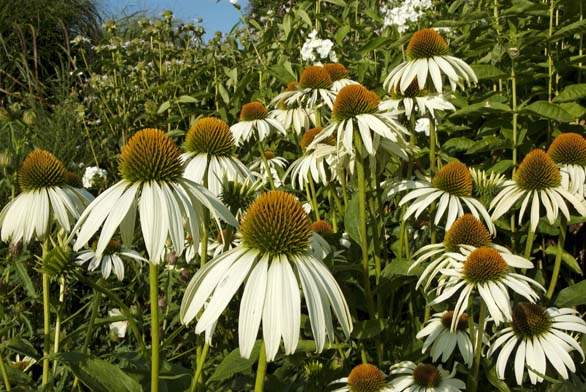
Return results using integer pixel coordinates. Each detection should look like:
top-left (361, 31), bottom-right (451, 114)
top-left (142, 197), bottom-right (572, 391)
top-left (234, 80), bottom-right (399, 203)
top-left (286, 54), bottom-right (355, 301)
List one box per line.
top-left (442, 137), bottom-right (475, 152)
top-left (381, 258), bottom-right (420, 277)
top-left (358, 37), bottom-right (389, 54)
top-left (488, 159), bottom-right (514, 174)
top-left (217, 84), bottom-right (230, 105)
top-left (550, 19), bottom-right (586, 41)
top-left (464, 136), bottom-right (509, 155)
top-left (334, 24), bottom-right (351, 45)
top-left (558, 102), bottom-right (586, 119)
top-left (56, 353), bottom-right (142, 392)
top-left (208, 342), bottom-right (261, 383)
top-left (484, 360), bottom-right (511, 392)
top-left (554, 280), bottom-right (586, 307)
top-left (157, 101), bottom-right (171, 114)
top-left (177, 95), bottom-right (197, 104)
top-left (470, 64), bottom-right (506, 80)
top-left (450, 101), bottom-right (511, 117)
top-left (351, 319), bottom-right (385, 339)
top-left (553, 84), bottom-right (586, 103)
top-left (521, 101), bottom-right (574, 122)
top-left (295, 9), bottom-right (312, 27)
top-left (1, 338), bottom-right (40, 360)
top-left (14, 258), bottom-right (37, 299)
top-left (544, 246), bottom-right (582, 275)
top-left (344, 194), bottom-right (361, 245)
top-left (323, 0), bottom-right (347, 6)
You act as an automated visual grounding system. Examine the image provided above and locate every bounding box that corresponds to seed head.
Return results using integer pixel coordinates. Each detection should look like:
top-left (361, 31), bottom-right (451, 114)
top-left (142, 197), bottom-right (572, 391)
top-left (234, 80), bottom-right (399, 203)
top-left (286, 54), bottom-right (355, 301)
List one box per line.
top-left (406, 29), bottom-right (449, 60)
top-left (515, 149), bottom-right (561, 191)
top-left (547, 133), bottom-right (586, 167)
top-left (185, 117), bottom-right (234, 157)
top-left (463, 247), bottom-right (508, 284)
top-left (444, 214), bottom-right (492, 252)
top-left (324, 63), bottom-right (349, 81)
top-left (333, 85), bottom-right (380, 122)
top-left (299, 66), bottom-right (333, 90)
top-left (511, 303), bottom-right (552, 338)
top-left (240, 102), bottom-right (268, 122)
top-left (347, 364), bottom-right (387, 392)
top-left (18, 149), bottom-right (66, 191)
top-left (413, 364), bottom-right (442, 388)
top-left (432, 162), bottom-right (473, 197)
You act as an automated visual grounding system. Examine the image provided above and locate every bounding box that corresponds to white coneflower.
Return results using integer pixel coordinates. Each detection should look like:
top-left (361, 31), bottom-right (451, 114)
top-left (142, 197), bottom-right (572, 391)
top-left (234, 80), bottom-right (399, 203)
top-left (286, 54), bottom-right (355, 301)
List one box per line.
top-left (287, 127), bottom-right (337, 189)
top-left (76, 239), bottom-right (146, 281)
top-left (324, 63), bottom-right (359, 92)
top-left (381, 79), bottom-right (455, 120)
top-left (388, 361), bottom-right (466, 392)
top-left (547, 132), bottom-right (586, 199)
top-left (330, 363), bottom-right (394, 392)
top-left (488, 303), bottom-right (586, 385)
top-left (491, 149), bottom-right (586, 233)
top-left (181, 117), bottom-right (251, 195)
top-left (230, 101), bottom-right (286, 145)
top-left (180, 191), bottom-right (352, 362)
top-left (250, 149), bottom-right (288, 188)
top-left (269, 82), bottom-right (315, 135)
top-left (384, 29), bottom-right (477, 94)
top-left (0, 149), bottom-right (91, 245)
top-left (272, 66), bottom-right (337, 111)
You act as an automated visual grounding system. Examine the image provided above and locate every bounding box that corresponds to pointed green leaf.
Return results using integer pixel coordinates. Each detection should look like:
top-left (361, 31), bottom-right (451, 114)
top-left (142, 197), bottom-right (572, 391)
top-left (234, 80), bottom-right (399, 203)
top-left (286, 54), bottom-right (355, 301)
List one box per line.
top-left (344, 194), bottom-right (362, 245)
top-left (521, 101), bottom-right (574, 122)
top-left (295, 9), bottom-right (312, 27)
top-left (217, 84), bottom-right (230, 105)
top-left (1, 338), bottom-right (40, 360)
top-left (157, 101), bottom-right (171, 114)
top-left (323, 0), bottom-right (347, 6)
top-left (358, 37), bottom-right (390, 54)
top-left (351, 319), bottom-right (385, 339)
top-left (550, 19), bottom-right (586, 41)
top-left (450, 101), bottom-right (511, 117)
top-left (208, 342), bottom-right (261, 383)
top-left (177, 95), bottom-right (197, 104)
top-left (554, 280), bottom-right (586, 307)
top-left (470, 64), bottom-right (506, 80)
top-left (544, 246), bottom-right (582, 275)
top-left (553, 84), bottom-right (586, 103)
top-left (14, 259), bottom-right (37, 299)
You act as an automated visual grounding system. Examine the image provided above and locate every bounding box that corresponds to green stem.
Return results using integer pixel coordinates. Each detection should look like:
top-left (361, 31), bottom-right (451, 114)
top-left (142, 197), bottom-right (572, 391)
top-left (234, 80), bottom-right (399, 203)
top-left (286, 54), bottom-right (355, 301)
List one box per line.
top-left (42, 271), bottom-right (50, 385)
top-left (469, 301), bottom-right (487, 392)
top-left (200, 157), bottom-right (212, 267)
top-left (254, 342), bottom-right (267, 392)
top-left (150, 263), bottom-right (160, 392)
top-left (428, 116), bottom-right (437, 176)
top-left (308, 177), bottom-right (320, 221)
top-left (524, 228), bottom-right (536, 259)
top-left (0, 351), bottom-right (11, 391)
top-left (189, 342), bottom-right (209, 392)
top-left (258, 143), bottom-right (276, 190)
top-left (52, 275), bottom-right (65, 374)
top-left (546, 219), bottom-right (567, 301)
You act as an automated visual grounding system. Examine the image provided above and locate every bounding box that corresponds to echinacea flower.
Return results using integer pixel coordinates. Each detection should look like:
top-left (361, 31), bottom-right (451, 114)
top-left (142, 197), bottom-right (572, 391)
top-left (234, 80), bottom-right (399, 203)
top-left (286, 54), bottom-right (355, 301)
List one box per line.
top-left (250, 150), bottom-right (288, 188)
top-left (384, 29), bottom-right (477, 94)
top-left (287, 127), bottom-right (337, 189)
top-left (430, 246), bottom-right (543, 329)
top-left (388, 361), bottom-right (466, 392)
top-left (390, 162), bottom-right (496, 235)
top-left (311, 84), bottom-right (410, 158)
top-left (230, 101), bottom-right (286, 145)
top-left (491, 149), bottom-right (586, 233)
top-left (547, 132), bottom-right (586, 199)
top-left (180, 191), bottom-right (352, 361)
top-left (324, 63), bottom-right (358, 92)
top-left (488, 303), bottom-right (586, 385)
top-left (381, 79), bottom-right (455, 120)
top-left (416, 311), bottom-right (478, 367)
top-left (269, 83), bottom-right (315, 135)
top-left (71, 128), bottom-right (237, 264)
top-left (469, 167), bottom-right (506, 206)
top-left (181, 117), bottom-right (251, 195)
top-left (330, 364), bottom-right (394, 392)
top-left (0, 149), bottom-right (91, 245)
top-left (271, 66), bottom-right (337, 110)
top-left (76, 239), bottom-right (146, 281)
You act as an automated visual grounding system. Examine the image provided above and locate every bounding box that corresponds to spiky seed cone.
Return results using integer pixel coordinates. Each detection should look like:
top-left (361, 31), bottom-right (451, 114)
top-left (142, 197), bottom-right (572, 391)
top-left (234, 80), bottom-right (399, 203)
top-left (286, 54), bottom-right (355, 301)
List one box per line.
top-left (18, 149), bottom-right (66, 191)
top-left (332, 85), bottom-right (380, 122)
top-left (463, 247), bottom-right (508, 283)
top-left (263, 150), bottom-right (274, 160)
top-left (391, 78), bottom-right (427, 98)
top-left (286, 81), bottom-right (300, 92)
top-left (548, 133), bottom-right (586, 167)
top-left (512, 303), bottom-right (551, 338)
top-left (184, 117), bottom-right (234, 157)
top-left (119, 128), bottom-right (183, 183)
top-left (239, 191), bottom-right (311, 256)
top-left (300, 127), bottom-right (335, 151)
top-left (299, 66), bottom-right (333, 90)
top-left (311, 220), bottom-right (333, 234)
top-left (515, 149), bottom-right (561, 191)
top-left (444, 214), bottom-right (492, 251)
top-left (406, 29), bottom-right (449, 60)
top-left (324, 63), bottom-right (349, 81)
top-left (64, 171), bottom-right (82, 188)
top-left (432, 162), bottom-right (473, 196)
top-left (347, 364), bottom-right (387, 392)
top-left (413, 364), bottom-right (442, 388)
top-left (240, 102), bottom-right (268, 121)
top-left (441, 311), bottom-right (469, 331)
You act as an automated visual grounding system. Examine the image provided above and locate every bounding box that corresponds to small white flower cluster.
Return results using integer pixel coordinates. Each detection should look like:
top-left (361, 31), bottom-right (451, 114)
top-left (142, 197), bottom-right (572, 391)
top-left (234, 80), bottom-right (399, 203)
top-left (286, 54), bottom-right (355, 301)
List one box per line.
top-left (82, 166), bottom-right (107, 188)
top-left (380, 0), bottom-right (433, 34)
top-left (300, 30), bottom-right (337, 64)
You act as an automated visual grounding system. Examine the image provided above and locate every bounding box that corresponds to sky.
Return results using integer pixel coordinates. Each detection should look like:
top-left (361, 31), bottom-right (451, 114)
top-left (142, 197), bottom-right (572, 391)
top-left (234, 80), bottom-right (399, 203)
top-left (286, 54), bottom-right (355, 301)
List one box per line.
top-left (100, 0), bottom-right (248, 36)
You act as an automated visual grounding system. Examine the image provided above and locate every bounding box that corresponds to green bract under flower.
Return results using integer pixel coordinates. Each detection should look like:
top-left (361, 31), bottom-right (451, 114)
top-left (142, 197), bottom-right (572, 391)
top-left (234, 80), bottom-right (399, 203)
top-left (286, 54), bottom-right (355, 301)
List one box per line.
top-left (184, 117), bottom-right (234, 157)
top-left (18, 149), bottom-right (66, 191)
top-left (463, 247), bottom-right (508, 284)
top-left (239, 191), bottom-right (311, 256)
top-left (444, 214), bottom-right (492, 251)
top-left (240, 102), bottom-right (268, 121)
top-left (515, 149), bottom-right (561, 191)
top-left (299, 66), bottom-right (333, 90)
top-left (347, 364), bottom-right (387, 392)
top-left (432, 162), bottom-right (473, 197)
top-left (512, 303), bottom-right (552, 338)
top-left (332, 85), bottom-right (380, 122)
top-left (407, 29), bottom-right (449, 60)
top-left (413, 364), bottom-right (442, 388)
top-left (548, 133), bottom-right (586, 167)
top-left (119, 128), bottom-right (183, 183)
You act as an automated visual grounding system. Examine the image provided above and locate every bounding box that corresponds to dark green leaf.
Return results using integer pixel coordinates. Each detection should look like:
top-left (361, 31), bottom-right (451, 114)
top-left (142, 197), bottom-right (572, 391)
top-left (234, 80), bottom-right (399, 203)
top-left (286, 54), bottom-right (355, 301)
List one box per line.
top-left (218, 84), bottom-right (230, 105)
top-left (208, 342), bottom-right (261, 383)
top-left (553, 84), bottom-right (586, 103)
top-left (470, 64), bottom-right (506, 80)
top-left (358, 37), bottom-right (390, 54)
top-left (14, 259), bottom-right (37, 299)
top-left (450, 101), bottom-right (511, 117)
top-left (177, 95), bottom-right (197, 104)
top-left (544, 246), bottom-right (582, 275)
top-left (1, 338), bottom-right (40, 360)
top-left (558, 103), bottom-right (586, 119)
top-left (344, 194), bottom-right (362, 245)
top-left (550, 19), bottom-right (586, 41)
top-left (381, 258), bottom-right (420, 277)
top-left (295, 9), bottom-right (312, 27)
top-left (555, 280), bottom-right (586, 307)
top-left (521, 101), bottom-right (573, 122)
top-left (442, 137), bottom-right (475, 152)
top-left (351, 319), bottom-right (385, 339)
top-left (488, 159), bottom-right (514, 174)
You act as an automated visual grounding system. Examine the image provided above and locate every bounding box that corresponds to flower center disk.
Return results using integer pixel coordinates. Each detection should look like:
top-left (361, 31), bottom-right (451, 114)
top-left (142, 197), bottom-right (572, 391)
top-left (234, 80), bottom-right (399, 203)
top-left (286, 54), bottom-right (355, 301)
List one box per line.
top-left (324, 63), bottom-right (349, 81)
top-left (463, 247), bottom-right (508, 283)
top-left (515, 149), bottom-right (561, 191)
top-left (301, 127), bottom-right (335, 151)
top-left (184, 117), bottom-right (234, 157)
top-left (240, 102), bottom-right (268, 121)
top-left (547, 133), bottom-right (586, 167)
top-left (239, 191), bottom-right (312, 256)
top-left (413, 364), bottom-right (442, 388)
top-left (333, 85), bottom-right (380, 122)
top-left (311, 220), bottom-right (333, 234)
top-left (119, 128), bottom-right (183, 183)
top-left (444, 214), bottom-right (492, 251)
top-left (432, 162), bottom-right (473, 196)
top-left (512, 302), bottom-right (552, 338)
top-left (18, 149), bottom-right (66, 191)
top-left (347, 364), bottom-right (387, 392)
top-left (299, 65), bottom-right (333, 90)
top-left (407, 29), bottom-right (449, 60)
top-left (441, 311), bottom-right (469, 331)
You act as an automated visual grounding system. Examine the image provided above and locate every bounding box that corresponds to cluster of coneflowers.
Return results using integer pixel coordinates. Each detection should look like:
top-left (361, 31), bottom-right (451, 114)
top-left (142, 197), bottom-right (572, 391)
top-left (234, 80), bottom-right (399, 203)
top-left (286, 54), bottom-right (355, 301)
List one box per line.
top-left (1, 28), bottom-right (586, 392)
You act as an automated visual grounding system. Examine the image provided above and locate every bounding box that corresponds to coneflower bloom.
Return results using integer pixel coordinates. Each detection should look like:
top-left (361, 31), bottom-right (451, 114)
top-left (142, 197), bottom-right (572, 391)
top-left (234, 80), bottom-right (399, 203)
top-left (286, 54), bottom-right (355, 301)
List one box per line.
top-left (384, 28), bottom-right (477, 94)
top-left (0, 149), bottom-right (91, 245)
top-left (416, 311), bottom-right (479, 368)
top-left (324, 63), bottom-right (358, 92)
top-left (76, 239), bottom-right (146, 281)
top-left (71, 128), bottom-right (237, 263)
top-left (287, 127), bottom-right (337, 189)
top-left (311, 84), bottom-right (410, 158)
top-left (390, 162), bottom-right (496, 235)
top-left (388, 361), bottom-right (466, 392)
top-left (219, 175), bottom-right (263, 220)
top-left (271, 66), bottom-right (337, 110)
top-left (430, 246), bottom-right (543, 330)
top-left (330, 364), bottom-right (394, 392)
top-left (381, 79), bottom-right (455, 120)
top-left (269, 82), bottom-right (315, 135)
top-left (230, 101), bottom-right (286, 145)
top-left (250, 150), bottom-right (288, 188)
top-left (491, 149), bottom-right (586, 233)
top-left (488, 303), bottom-right (586, 385)
top-left (469, 167), bottom-right (506, 206)
top-left (547, 133), bottom-right (586, 199)
top-left (181, 117), bottom-right (251, 195)
top-left (180, 191), bottom-right (352, 362)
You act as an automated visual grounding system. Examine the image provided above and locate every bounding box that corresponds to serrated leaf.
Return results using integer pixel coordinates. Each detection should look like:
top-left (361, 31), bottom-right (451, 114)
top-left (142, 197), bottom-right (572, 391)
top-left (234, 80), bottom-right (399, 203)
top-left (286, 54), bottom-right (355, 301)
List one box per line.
top-left (344, 194), bottom-right (362, 245)
top-left (351, 319), bottom-right (385, 339)
top-left (554, 280), bottom-right (586, 307)
top-left (544, 246), bottom-right (582, 275)
top-left (208, 342), bottom-right (260, 383)
top-left (157, 101), bottom-right (171, 114)
top-left (177, 95), bottom-right (197, 104)
top-left (553, 84), bottom-right (586, 103)
top-left (442, 137), bottom-right (475, 152)
top-left (470, 64), bottom-right (506, 80)
top-left (1, 338), bottom-right (40, 359)
top-left (521, 101), bottom-right (574, 122)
